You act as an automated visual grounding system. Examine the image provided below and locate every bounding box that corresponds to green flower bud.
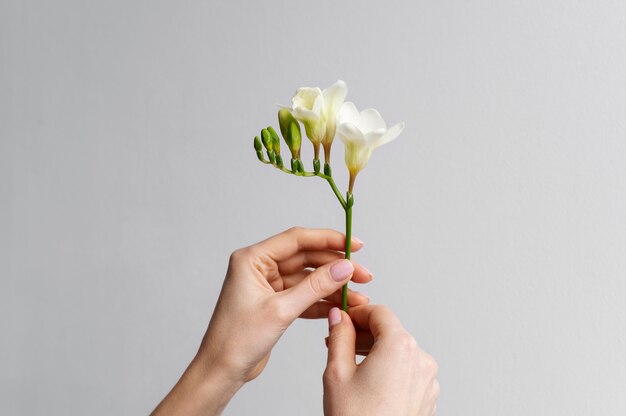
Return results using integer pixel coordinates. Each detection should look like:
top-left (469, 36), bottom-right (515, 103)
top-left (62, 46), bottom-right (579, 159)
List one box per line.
top-left (254, 136), bottom-right (263, 152)
top-left (268, 150), bottom-right (276, 165)
top-left (267, 126), bottom-right (281, 155)
top-left (256, 151), bottom-right (264, 162)
top-left (261, 129), bottom-right (272, 151)
top-left (291, 158), bottom-right (298, 172)
top-left (324, 163), bottom-right (332, 177)
top-left (278, 109), bottom-right (302, 159)
top-left (313, 159), bottom-right (321, 174)
top-left (275, 154), bottom-right (283, 168)
top-left (297, 159), bottom-right (305, 173)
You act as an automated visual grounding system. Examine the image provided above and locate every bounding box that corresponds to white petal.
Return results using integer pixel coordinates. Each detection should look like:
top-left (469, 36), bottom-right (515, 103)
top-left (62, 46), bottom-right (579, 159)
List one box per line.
top-left (338, 102), bottom-right (360, 125)
top-left (375, 122), bottom-right (405, 148)
top-left (292, 87), bottom-right (323, 111)
top-left (337, 122), bottom-right (365, 144)
top-left (363, 128), bottom-right (387, 145)
top-left (357, 108), bottom-right (386, 132)
top-left (293, 106), bottom-right (321, 123)
top-left (322, 80), bottom-right (348, 116)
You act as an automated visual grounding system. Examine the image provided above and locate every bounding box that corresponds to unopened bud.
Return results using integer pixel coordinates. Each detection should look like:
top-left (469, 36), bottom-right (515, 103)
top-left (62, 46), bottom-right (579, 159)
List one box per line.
top-left (324, 163), bottom-right (332, 177)
top-left (278, 109), bottom-right (302, 159)
top-left (276, 154), bottom-right (283, 168)
top-left (261, 129), bottom-right (272, 151)
top-left (254, 136), bottom-right (263, 152)
top-left (313, 159), bottom-right (321, 174)
top-left (267, 126), bottom-right (281, 155)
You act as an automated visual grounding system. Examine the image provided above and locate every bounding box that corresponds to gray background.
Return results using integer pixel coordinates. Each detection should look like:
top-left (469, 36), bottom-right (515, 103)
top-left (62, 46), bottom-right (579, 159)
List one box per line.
top-left (2, 0), bottom-right (625, 415)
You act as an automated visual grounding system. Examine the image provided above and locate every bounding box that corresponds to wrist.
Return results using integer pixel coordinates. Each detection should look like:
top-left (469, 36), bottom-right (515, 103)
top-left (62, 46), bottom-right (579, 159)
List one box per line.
top-left (151, 354), bottom-right (245, 416)
top-left (187, 354), bottom-right (246, 412)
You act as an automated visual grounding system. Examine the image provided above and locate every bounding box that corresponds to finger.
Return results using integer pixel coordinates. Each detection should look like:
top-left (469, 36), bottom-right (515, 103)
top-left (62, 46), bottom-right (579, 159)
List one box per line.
top-left (325, 308), bottom-right (357, 380)
top-left (347, 305), bottom-right (405, 341)
top-left (323, 288), bottom-right (369, 307)
top-left (251, 227), bottom-right (363, 262)
top-left (324, 330), bottom-right (375, 356)
top-left (276, 259), bottom-right (355, 319)
top-left (299, 289), bottom-right (369, 319)
top-left (300, 300), bottom-right (335, 319)
top-left (278, 251), bottom-right (372, 282)
top-left (281, 262), bottom-right (372, 287)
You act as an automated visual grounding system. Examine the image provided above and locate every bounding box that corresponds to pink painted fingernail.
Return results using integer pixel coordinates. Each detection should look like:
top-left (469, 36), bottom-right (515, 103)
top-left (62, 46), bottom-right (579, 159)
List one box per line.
top-left (330, 260), bottom-right (354, 282)
top-left (328, 307), bottom-right (341, 327)
top-left (353, 236), bottom-right (365, 246)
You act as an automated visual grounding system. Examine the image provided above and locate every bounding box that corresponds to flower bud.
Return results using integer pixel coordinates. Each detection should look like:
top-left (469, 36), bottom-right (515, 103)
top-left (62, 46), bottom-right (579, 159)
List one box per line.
top-left (275, 154), bottom-right (283, 168)
top-left (261, 128), bottom-right (272, 151)
top-left (313, 159), bottom-right (321, 174)
top-left (254, 136), bottom-right (263, 152)
top-left (278, 109), bottom-right (302, 159)
top-left (267, 126), bottom-right (281, 155)
top-left (324, 163), bottom-right (332, 177)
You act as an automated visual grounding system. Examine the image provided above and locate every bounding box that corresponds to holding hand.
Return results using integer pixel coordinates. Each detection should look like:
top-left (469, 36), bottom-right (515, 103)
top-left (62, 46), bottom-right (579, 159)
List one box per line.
top-left (324, 305), bottom-right (440, 416)
top-left (152, 227), bottom-right (372, 416)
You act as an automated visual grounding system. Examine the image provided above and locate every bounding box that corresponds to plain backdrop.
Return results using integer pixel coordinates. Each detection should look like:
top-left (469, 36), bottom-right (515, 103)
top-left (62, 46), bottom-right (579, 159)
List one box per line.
top-left (2, 1), bottom-right (626, 415)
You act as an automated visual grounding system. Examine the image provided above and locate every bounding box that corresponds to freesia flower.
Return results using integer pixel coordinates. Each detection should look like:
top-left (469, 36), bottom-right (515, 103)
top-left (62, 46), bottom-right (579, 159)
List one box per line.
top-left (336, 102), bottom-right (404, 192)
top-left (290, 80), bottom-right (347, 163)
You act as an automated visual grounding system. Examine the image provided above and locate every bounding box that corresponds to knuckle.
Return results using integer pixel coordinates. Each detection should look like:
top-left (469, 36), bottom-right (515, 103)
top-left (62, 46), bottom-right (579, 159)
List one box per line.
top-left (432, 379), bottom-right (441, 399)
top-left (228, 248), bottom-right (248, 264)
top-left (307, 273), bottom-right (327, 297)
top-left (323, 363), bottom-right (347, 384)
top-left (262, 298), bottom-right (291, 327)
top-left (388, 330), bottom-right (416, 355)
top-left (287, 226), bottom-right (304, 235)
top-left (420, 352), bottom-right (439, 376)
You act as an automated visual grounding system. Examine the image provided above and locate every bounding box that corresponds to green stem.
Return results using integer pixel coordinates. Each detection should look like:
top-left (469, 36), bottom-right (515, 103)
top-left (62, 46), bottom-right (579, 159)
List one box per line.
top-left (322, 175), bottom-right (347, 210)
top-left (261, 159), bottom-right (347, 209)
top-left (343, 192), bottom-right (353, 311)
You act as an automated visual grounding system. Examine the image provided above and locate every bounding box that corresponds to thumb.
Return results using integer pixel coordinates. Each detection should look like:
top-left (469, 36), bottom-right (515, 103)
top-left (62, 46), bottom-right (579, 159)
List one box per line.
top-left (325, 307), bottom-right (357, 382)
top-left (278, 259), bottom-right (354, 319)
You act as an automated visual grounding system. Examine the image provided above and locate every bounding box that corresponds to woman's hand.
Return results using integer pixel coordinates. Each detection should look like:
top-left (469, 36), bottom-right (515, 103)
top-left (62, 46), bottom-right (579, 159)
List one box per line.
top-left (323, 305), bottom-right (440, 416)
top-left (152, 227), bottom-right (372, 416)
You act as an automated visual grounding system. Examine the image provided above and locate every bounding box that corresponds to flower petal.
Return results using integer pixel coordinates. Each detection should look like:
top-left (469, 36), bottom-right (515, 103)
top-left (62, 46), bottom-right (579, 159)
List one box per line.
top-left (292, 106), bottom-right (321, 123)
top-left (337, 122), bottom-right (365, 144)
top-left (322, 80), bottom-right (348, 117)
top-left (363, 128), bottom-right (387, 145)
top-left (292, 87), bottom-right (323, 112)
top-left (357, 108), bottom-right (386, 132)
top-left (375, 122), bottom-right (405, 148)
top-left (337, 102), bottom-right (360, 125)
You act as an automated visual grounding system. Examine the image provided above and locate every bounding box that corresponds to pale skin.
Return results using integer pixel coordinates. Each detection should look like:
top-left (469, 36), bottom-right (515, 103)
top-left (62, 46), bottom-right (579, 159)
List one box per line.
top-left (151, 227), bottom-right (439, 415)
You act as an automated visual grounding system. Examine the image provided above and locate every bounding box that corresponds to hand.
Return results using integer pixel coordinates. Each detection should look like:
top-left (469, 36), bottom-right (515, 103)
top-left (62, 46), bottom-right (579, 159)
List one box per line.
top-left (152, 227), bottom-right (372, 416)
top-left (323, 305), bottom-right (440, 416)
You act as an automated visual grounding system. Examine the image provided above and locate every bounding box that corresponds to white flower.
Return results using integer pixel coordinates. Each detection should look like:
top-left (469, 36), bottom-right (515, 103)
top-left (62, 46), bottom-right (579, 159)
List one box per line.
top-left (291, 80), bottom-right (347, 161)
top-left (336, 102), bottom-right (404, 191)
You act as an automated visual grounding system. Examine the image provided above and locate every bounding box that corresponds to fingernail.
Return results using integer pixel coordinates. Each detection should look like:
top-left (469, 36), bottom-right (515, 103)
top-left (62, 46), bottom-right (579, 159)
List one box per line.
top-left (330, 260), bottom-right (354, 282)
top-left (361, 265), bottom-right (374, 278)
top-left (353, 236), bottom-right (364, 246)
top-left (328, 307), bottom-right (341, 327)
